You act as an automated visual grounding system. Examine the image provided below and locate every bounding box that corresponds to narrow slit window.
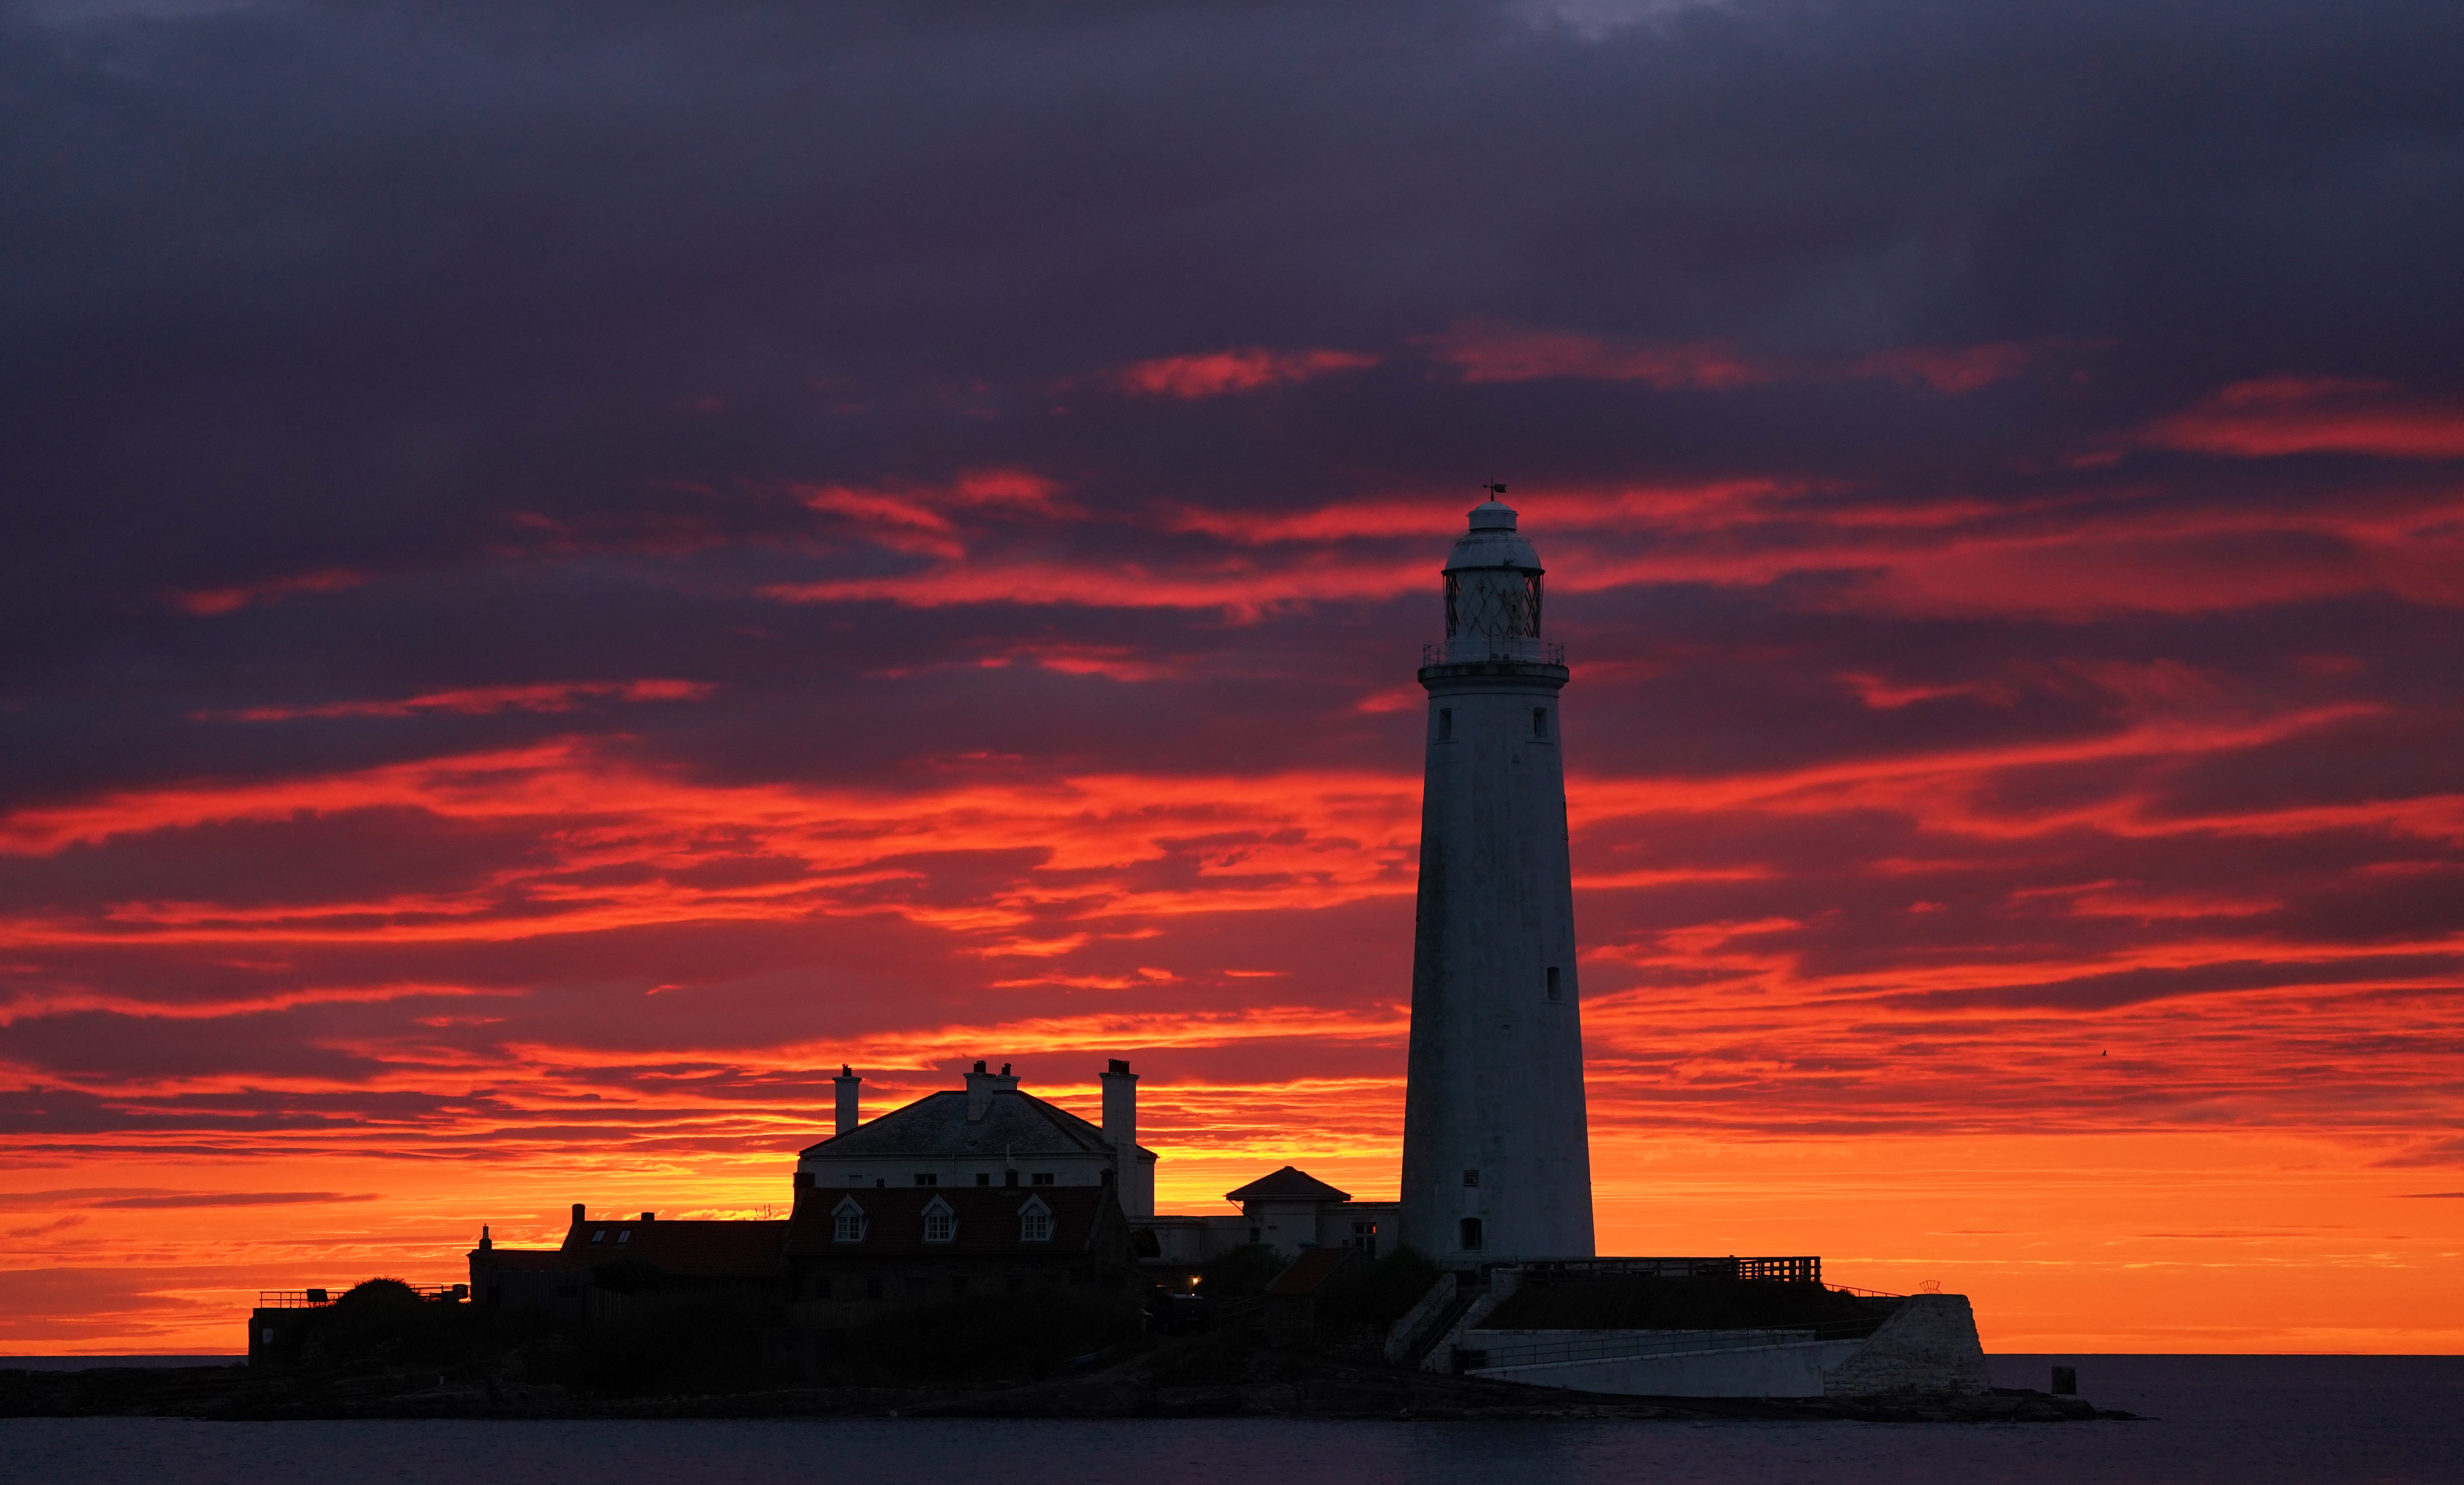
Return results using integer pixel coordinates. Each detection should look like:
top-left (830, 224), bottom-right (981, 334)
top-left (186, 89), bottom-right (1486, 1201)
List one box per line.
top-left (1547, 966), bottom-right (1561, 1000)
top-left (1437, 708), bottom-right (1453, 742)
top-left (1533, 707), bottom-right (1550, 740)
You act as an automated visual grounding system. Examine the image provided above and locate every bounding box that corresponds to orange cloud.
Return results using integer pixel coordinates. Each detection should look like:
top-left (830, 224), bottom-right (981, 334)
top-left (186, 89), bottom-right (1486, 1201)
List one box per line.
top-left (2139, 376), bottom-right (2464, 459)
top-left (1116, 346), bottom-right (1379, 398)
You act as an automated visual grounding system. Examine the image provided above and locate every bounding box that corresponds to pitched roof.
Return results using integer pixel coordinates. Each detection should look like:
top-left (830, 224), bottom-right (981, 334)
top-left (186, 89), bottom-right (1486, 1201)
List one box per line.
top-left (1266, 1245), bottom-right (1360, 1296)
top-left (783, 1184), bottom-right (1118, 1258)
top-left (800, 1088), bottom-right (1155, 1161)
top-left (471, 1246), bottom-right (576, 1271)
top-left (558, 1218), bottom-right (788, 1277)
top-left (1225, 1165), bottom-right (1353, 1203)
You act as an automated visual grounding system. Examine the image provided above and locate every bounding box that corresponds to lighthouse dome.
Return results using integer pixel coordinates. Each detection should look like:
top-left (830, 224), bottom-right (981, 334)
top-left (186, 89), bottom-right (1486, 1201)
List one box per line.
top-left (1445, 501), bottom-right (1541, 573)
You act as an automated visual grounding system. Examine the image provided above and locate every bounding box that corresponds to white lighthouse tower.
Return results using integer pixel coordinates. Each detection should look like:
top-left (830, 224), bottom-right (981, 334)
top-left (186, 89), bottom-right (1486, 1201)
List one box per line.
top-left (1398, 495), bottom-right (1596, 1263)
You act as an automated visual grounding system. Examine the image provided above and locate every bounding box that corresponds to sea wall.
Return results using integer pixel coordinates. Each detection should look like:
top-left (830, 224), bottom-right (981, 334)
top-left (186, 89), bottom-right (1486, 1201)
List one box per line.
top-left (1461, 1329), bottom-right (1861, 1397)
top-left (1821, 1294), bottom-right (1989, 1397)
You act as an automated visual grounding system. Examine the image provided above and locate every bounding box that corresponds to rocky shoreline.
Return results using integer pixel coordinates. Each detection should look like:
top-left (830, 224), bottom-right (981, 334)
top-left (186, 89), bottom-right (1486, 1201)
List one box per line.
top-left (2, 1352), bottom-right (2132, 1424)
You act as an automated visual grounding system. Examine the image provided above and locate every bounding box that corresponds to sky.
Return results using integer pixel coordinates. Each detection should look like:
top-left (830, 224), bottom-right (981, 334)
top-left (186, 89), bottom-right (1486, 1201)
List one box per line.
top-left (2, 0), bottom-right (2461, 1356)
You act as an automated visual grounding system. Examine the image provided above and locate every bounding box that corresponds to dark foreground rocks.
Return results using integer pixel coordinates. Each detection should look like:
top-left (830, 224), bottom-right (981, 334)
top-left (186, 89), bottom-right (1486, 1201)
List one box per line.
top-left (0, 1350), bottom-right (2132, 1423)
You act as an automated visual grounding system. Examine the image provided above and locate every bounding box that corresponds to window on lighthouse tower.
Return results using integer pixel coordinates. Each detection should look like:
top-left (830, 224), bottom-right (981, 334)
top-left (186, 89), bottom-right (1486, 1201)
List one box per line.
top-left (1437, 709), bottom-right (1453, 742)
top-left (1533, 707), bottom-right (1550, 740)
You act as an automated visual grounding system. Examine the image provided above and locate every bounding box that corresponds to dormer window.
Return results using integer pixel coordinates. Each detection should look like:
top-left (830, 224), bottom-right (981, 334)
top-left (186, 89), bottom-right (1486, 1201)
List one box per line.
top-left (922, 1197), bottom-right (956, 1243)
top-left (832, 1197), bottom-right (867, 1244)
top-left (1018, 1197), bottom-right (1054, 1243)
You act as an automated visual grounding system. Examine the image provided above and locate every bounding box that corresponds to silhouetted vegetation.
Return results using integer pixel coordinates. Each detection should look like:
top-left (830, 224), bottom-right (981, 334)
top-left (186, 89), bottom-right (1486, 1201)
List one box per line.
top-left (1315, 1245), bottom-right (1443, 1331)
top-left (1485, 1276), bottom-right (1895, 1334)
top-left (818, 1289), bottom-right (1142, 1385)
top-left (1195, 1242), bottom-right (1287, 1298)
top-left (298, 1279), bottom-right (465, 1368)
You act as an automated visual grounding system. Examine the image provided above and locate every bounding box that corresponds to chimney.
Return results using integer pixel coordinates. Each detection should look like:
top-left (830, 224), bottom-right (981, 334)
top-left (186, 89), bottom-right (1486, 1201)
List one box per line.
top-left (1100, 1058), bottom-right (1153, 1219)
top-left (571, 1202), bottom-right (585, 1226)
top-left (479, 1224), bottom-right (492, 1251)
top-left (640, 1211), bottom-right (656, 1222)
top-left (965, 1059), bottom-right (1007, 1121)
top-left (834, 1065), bottom-right (862, 1136)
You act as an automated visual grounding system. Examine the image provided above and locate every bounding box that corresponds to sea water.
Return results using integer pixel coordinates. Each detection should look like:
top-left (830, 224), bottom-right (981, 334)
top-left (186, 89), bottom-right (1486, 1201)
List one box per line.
top-left (4, 1355), bottom-right (2458, 1485)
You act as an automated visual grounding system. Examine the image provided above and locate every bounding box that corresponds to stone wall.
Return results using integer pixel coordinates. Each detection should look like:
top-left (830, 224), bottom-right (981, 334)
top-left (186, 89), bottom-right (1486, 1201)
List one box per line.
top-left (1820, 1294), bottom-right (1989, 1397)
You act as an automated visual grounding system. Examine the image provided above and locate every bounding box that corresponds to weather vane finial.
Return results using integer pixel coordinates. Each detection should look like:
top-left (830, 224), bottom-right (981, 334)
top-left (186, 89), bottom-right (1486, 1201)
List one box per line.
top-left (1483, 479), bottom-right (1507, 497)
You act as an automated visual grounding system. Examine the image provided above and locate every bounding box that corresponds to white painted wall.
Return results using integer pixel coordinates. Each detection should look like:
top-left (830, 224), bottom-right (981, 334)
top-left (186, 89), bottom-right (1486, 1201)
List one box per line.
top-left (1399, 504), bottom-right (1595, 1264)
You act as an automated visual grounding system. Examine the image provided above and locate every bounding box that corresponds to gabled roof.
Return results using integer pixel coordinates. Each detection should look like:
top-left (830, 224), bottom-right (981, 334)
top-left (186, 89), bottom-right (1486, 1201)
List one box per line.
top-left (558, 1218), bottom-right (788, 1277)
top-left (800, 1088), bottom-right (1155, 1161)
top-left (784, 1184), bottom-right (1120, 1258)
top-left (1225, 1165), bottom-right (1352, 1204)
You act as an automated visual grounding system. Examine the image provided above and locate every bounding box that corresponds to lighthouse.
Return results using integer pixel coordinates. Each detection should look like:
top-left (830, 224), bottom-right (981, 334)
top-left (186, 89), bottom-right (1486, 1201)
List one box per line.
top-left (1398, 496), bottom-right (1596, 1262)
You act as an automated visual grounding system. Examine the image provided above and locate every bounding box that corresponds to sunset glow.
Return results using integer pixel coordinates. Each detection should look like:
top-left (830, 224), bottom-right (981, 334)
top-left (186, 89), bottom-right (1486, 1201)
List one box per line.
top-left (3, 0), bottom-right (2460, 1360)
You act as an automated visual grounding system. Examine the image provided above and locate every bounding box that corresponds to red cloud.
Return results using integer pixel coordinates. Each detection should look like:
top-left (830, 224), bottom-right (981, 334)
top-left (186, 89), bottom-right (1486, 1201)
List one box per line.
top-left (2139, 376), bottom-right (2464, 459)
top-left (200, 679), bottom-right (713, 723)
top-left (1116, 346), bottom-right (1379, 398)
top-left (1419, 318), bottom-right (1772, 388)
top-left (790, 468), bottom-right (1075, 559)
top-left (1420, 320), bottom-right (2046, 395)
top-left (171, 568), bottom-right (367, 616)
top-left (1850, 341), bottom-right (2037, 393)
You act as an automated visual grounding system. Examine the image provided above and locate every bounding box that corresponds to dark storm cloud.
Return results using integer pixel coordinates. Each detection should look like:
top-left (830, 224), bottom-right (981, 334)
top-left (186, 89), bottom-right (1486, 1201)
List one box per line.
top-left (6, 0), bottom-right (2461, 756)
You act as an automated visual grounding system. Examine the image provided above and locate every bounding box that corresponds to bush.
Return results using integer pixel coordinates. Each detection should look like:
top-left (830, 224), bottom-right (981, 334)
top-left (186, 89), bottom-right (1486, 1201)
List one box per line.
top-left (1316, 1245), bottom-right (1443, 1332)
top-left (306, 1278), bottom-right (459, 1366)
top-left (820, 1288), bottom-right (1142, 1384)
top-left (1196, 1243), bottom-right (1287, 1299)
top-left (559, 1287), bottom-right (781, 1397)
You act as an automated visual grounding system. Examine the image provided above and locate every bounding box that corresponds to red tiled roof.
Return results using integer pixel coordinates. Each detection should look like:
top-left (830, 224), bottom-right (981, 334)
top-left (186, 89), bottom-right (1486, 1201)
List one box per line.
top-left (1266, 1246), bottom-right (1360, 1296)
top-left (1225, 1165), bottom-right (1353, 1203)
top-left (785, 1184), bottom-right (1117, 1258)
top-left (558, 1218), bottom-right (788, 1277)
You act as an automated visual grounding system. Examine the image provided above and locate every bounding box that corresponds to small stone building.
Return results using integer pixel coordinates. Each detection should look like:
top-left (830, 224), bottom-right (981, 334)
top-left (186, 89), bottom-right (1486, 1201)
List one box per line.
top-left (1142, 1165), bottom-right (1397, 1264)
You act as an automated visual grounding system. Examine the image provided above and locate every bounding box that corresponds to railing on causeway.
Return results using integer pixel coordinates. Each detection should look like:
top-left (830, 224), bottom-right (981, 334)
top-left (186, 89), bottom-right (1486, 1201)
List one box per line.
top-left (1514, 1255), bottom-right (1825, 1286)
top-left (255, 1283), bottom-right (466, 1309)
top-left (1459, 1316), bottom-right (1890, 1374)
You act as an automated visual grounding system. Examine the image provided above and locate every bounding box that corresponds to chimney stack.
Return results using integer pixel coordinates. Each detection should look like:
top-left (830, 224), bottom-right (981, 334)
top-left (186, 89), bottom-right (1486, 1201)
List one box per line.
top-left (479, 1224), bottom-right (492, 1251)
top-left (834, 1065), bottom-right (862, 1136)
top-left (1100, 1058), bottom-right (1152, 1218)
top-left (640, 1211), bottom-right (656, 1222)
top-left (571, 1202), bottom-right (585, 1226)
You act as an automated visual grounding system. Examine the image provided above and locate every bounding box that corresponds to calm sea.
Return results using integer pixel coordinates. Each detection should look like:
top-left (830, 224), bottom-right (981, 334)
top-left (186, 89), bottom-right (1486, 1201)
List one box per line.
top-left (3, 1355), bottom-right (2457, 1485)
